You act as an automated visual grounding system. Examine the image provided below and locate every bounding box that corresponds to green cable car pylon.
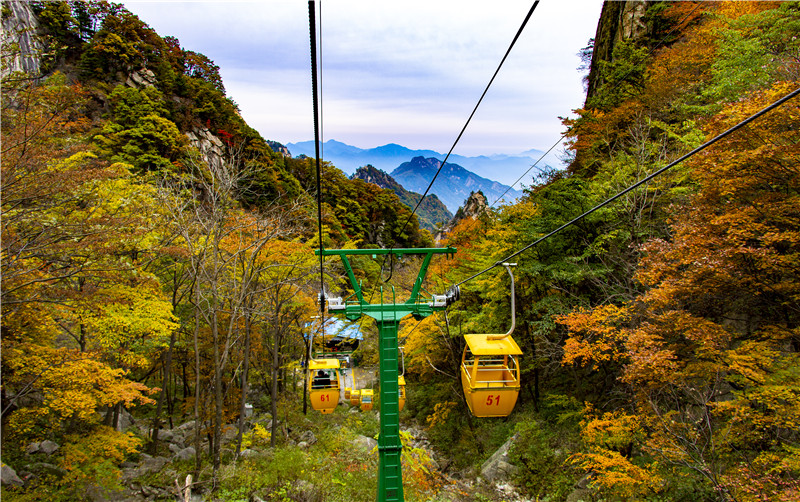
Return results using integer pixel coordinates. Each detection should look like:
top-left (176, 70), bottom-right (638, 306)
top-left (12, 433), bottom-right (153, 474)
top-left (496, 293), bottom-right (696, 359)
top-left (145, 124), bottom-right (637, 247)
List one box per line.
top-left (316, 248), bottom-right (457, 502)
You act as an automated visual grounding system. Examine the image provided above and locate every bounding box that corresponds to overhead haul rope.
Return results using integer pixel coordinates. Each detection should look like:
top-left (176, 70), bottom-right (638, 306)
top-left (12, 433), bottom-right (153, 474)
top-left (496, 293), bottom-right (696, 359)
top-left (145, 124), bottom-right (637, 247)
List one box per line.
top-left (309, 0), bottom-right (325, 344)
top-left (456, 85), bottom-right (800, 288)
top-left (489, 1), bottom-right (704, 208)
top-left (397, 0), bottom-right (539, 237)
top-left (381, 0), bottom-right (540, 283)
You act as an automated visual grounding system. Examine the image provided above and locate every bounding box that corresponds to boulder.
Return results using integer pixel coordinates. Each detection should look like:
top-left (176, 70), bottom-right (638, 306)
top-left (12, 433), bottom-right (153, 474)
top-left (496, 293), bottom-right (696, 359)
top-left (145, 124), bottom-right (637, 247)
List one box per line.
top-left (156, 428), bottom-right (175, 443)
top-left (27, 440), bottom-right (59, 455)
top-left (115, 408), bottom-right (135, 432)
top-left (39, 440), bottom-right (60, 455)
top-left (352, 435), bottom-right (377, 453)
top-left (174, 447), bottom-right (196, 462)
top-left (1, 464), bottom-right (23, 487)
top-left (298, 430), bottom-right (317, 445)
top-left (139, 456), bottom-right (170, 475)
top-left (480, 433), bottom-right (519, 483)
top-left (178, 420), bottom-right (197, 432)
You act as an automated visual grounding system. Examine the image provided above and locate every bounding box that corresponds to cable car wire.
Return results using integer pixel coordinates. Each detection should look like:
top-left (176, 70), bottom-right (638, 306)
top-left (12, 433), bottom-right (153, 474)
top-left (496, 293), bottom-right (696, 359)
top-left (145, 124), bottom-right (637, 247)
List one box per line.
top-left (489, 136), bottom-right (562, 207)
top-left (309, 0), bottom-right (326, 340)
top-left (380, 1), bottom-right (540, 283)
top-left (393, 0), bottom-right (540, 241)
top-left (456, 85), bottom-right (800, 287)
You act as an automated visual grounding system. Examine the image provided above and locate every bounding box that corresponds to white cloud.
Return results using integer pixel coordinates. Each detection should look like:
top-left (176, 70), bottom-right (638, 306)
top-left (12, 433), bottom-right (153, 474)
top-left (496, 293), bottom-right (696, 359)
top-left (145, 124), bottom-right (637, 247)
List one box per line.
top-left (122, 0), bottom-right (603, 156)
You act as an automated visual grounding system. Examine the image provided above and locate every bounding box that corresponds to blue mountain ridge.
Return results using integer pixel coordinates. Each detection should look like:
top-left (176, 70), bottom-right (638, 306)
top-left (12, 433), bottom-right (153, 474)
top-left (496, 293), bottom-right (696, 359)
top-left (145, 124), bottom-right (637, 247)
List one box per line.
top-left (388, 157), bottom-right (519, 213)
top-left (285, 139), bottom-right (561, 188)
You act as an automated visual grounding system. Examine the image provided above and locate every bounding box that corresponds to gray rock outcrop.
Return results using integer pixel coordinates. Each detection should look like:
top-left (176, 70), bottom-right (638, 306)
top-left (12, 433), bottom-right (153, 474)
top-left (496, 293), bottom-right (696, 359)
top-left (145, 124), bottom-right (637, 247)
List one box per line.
top-left (1, 0), bottom-right (42, 78)
top-left (1, 463), bottom-right (24, 487)
top-left (480, 433), bottom-right (520, 484)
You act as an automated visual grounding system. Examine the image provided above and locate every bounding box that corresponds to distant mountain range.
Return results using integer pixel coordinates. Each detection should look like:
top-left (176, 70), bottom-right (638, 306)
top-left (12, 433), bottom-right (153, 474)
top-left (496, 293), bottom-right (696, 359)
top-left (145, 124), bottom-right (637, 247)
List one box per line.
top-left (390, 157), bottom-right (521, 213)
top-left (285, 139), bottom-right (562, 187)
top-left (351, 166), bottom-right (452, 231)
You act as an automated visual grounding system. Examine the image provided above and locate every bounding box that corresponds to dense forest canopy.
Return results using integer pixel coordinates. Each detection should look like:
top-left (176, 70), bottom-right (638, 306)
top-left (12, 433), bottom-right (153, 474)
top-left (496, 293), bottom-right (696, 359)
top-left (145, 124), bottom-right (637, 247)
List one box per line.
top-left (1, 1), bottom-right (799, 501)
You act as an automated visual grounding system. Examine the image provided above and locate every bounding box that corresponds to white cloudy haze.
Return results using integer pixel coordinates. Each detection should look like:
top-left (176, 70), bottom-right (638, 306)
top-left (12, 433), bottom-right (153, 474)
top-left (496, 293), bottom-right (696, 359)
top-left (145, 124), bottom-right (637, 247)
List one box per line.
top-left (121, 1), bottom-right (604, 157)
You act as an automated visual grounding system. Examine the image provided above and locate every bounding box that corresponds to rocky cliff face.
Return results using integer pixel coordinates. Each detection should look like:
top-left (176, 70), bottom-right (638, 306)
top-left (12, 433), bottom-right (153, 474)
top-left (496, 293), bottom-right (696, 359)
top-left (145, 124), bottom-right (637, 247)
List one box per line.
top-left (435, 191), bottom-right (489, 244)
top-left (2, 0), bottom-right (43, 78)
top-left (585, 0), bottom-right (650, 104)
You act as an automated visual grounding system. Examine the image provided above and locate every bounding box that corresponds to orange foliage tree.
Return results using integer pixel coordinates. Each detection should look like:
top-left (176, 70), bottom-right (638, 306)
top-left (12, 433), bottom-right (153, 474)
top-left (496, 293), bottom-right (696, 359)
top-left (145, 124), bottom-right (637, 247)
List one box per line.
top-left (561, 82), bottom-right (800, 500)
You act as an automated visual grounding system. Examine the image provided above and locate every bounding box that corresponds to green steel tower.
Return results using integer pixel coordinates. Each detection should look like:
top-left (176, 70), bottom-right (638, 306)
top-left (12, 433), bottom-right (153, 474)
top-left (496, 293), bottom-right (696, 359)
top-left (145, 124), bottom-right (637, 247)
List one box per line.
top-left (315, 248), bottom-right (456, 502)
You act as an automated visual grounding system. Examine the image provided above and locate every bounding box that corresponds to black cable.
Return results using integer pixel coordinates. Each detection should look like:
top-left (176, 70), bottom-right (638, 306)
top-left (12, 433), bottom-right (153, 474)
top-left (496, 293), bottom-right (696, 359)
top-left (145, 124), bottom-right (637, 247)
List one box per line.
top-left (382, 1), bottom-right (540, 283)
top-left (489, 136), bottom-right (563, 207)
top-left (309, 0), bottom-right (325, 342)
top-left (456, 85), bottom-right (800, 287)
top-left (401, 0), bottom-right (539, 232)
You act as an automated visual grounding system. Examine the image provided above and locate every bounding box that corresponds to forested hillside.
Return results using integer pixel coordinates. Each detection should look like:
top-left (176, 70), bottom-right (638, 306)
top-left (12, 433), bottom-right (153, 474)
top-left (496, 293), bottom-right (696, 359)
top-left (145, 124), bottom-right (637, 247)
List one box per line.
top-left (2, 1), bottom-right (799, 502)
top-left (351, 165), bottom-right (453, 232)
top-left (413, 2), bottom-right (799, 500)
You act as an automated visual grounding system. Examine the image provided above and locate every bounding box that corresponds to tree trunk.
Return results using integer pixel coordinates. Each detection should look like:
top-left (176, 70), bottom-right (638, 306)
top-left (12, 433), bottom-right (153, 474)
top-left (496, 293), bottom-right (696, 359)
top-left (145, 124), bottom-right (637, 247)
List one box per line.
top-left (193, 289), bottom-right (202, 480)
top-left (150, 329), bottom-right (176, 454)
top-left (270, 327), bottom-right (279, 447)
top-left (212, 309), bottom-right (223, 480)
top-left (235, 313), bottom-right (253, 457)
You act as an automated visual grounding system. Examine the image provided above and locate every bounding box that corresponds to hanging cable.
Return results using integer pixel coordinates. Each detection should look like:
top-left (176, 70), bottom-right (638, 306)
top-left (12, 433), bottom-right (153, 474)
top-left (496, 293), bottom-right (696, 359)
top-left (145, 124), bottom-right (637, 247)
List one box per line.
top-left (456, 85), bottom-right (800, 287)
top-left (309, 0), bottom-right (325, 344)
top-left (398, 0), bottom-right (539, 237)
top-left (381, 1), bottom-right (540, 283)
top-left (319, 1), bottom-right (324, 174)
top-left (489, 137), bottom-right (563, 207)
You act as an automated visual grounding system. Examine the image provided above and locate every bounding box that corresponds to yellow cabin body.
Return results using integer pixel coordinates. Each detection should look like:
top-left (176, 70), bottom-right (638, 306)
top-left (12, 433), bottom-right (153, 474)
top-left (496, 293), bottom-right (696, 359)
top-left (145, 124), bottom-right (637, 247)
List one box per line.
top-left (398, 376), bottom-right (406, 412)
top-left (360, 389), bottom-right (374, 411)
top-left (349, 389), bottom-right (361, 407)
top-left (309, 359), bottom-right (341, 414)
top-left (460, 334), bottom-right (522, 417)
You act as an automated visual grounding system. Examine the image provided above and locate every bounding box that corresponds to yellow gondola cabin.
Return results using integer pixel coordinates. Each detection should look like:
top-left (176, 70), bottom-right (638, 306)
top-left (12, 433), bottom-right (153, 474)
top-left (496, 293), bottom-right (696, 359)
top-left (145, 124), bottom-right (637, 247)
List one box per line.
top-left (460, 333), bottom-right (522, 417)
top-left (309, 359), bottom-right (341, 414)
top-left (350, 389), bottom-right (361, 407)
top-left (398, 376), bottom-right (406, 412)
top-left (360, 389), bottom-right (374, 411)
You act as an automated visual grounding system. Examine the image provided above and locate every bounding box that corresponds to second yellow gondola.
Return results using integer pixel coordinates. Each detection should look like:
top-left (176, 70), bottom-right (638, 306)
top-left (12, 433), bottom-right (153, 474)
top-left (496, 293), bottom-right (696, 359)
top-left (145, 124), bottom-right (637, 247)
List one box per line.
top-left (398, 376), bottom-right (406, 412)
top-left (350, 388), bottom-right (361, 407)
top-left (309, 359), bottom-right (341, 414)
top-left (360, 389), bottom-right (374, 411)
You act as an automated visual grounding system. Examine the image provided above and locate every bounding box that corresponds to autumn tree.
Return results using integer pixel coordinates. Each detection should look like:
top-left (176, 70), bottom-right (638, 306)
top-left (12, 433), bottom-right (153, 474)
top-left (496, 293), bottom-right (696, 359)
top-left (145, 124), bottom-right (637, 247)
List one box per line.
top-left (1, 73), bottom-right (175, 496)
top-left (561, 82), bottom-right (800, 500)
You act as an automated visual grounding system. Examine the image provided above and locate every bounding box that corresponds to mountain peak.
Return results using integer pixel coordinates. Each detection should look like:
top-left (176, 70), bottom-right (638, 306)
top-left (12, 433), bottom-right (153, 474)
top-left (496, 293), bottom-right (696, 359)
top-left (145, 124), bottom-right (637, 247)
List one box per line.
top-left (390, 157), bottom-right (520, 212)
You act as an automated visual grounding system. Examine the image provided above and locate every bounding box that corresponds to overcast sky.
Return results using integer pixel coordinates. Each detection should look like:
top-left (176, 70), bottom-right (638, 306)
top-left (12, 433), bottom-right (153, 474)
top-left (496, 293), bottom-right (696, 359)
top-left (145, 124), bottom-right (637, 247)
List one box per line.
top-left (121, 0), bottom-right (603, 157)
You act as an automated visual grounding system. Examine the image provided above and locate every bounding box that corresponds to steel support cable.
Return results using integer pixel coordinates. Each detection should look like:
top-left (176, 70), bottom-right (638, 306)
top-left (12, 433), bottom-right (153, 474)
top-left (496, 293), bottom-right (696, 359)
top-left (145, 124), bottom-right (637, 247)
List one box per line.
top-left (399, 0), bottom-right (539, 233)
top-left (381, 0), bottom-right (540, 283)
top-left (490, 2), bottom-right (704, 208)
top-left (309, 0), bottom-right (325, 342)
top-left (489, 137), bottom-right (562, 207)
top-left (456, 85), bottom-right (800, 288)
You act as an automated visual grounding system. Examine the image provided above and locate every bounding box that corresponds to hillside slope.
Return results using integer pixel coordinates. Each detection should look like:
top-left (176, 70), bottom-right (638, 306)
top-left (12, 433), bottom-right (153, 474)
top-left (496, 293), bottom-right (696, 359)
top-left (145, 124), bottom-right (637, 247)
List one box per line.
top-left (351, 165), bottom-right (452, 231)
